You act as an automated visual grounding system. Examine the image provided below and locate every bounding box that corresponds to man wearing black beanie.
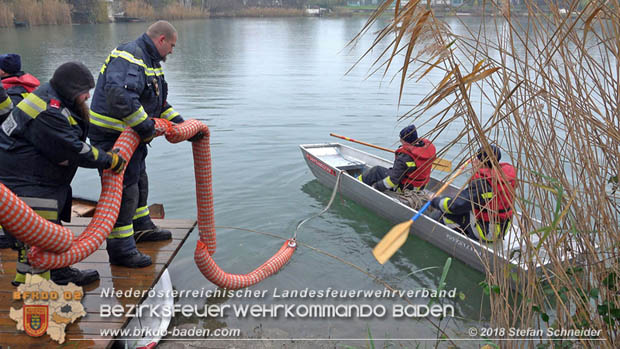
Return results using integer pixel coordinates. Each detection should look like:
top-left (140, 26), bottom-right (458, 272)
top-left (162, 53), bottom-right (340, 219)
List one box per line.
top-left (357, 125), bottom-right (437, 209)
top-left (0, 62), bottom-right (127, 286)
top-left (0, 53), bottom-right (40, 115)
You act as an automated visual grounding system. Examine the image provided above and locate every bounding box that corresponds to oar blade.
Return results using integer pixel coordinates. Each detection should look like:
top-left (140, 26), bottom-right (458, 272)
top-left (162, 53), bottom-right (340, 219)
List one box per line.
top-left (432, 158), bottom-right (452, 172)
top-left (373, 220), bottom-right (413, 264)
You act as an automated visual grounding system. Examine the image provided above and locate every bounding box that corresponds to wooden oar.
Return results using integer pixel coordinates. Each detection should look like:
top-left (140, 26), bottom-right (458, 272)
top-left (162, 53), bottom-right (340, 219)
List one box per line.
top-left (330, 133), bottom-right (452, 172)
top-left (372, 159), bottom-right (471, 264)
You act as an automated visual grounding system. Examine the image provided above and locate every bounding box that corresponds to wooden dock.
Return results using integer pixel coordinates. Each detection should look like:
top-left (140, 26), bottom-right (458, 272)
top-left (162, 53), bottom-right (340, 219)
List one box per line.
top-left (0, 217), bottom-right (196, 348)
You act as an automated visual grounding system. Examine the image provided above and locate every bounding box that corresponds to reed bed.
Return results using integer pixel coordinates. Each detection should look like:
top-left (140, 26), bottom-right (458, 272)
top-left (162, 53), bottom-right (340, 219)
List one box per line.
top-left (161, 3), bottom-right (209, 20)
top-left (124, 0), bottom-right (155, 20)
top-left (236, 7), bottom-right (304, 17)
top-left (8, 0), bottom-right (71, 26)
top-left (353, 0), bottom-right (619, 347)
top-left (0, 2), bottom-right (13, 27)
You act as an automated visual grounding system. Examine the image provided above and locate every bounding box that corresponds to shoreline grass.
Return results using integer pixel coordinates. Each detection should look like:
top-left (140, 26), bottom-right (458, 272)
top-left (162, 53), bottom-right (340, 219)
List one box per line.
top-left (0, 0), bottom-right (71, 27)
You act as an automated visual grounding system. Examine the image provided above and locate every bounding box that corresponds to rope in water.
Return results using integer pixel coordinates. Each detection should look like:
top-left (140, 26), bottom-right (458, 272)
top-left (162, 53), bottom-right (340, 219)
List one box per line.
top-left (293, 171), bottom-right (343, 239)
top-left (214, 224), bottom-right (457, 346)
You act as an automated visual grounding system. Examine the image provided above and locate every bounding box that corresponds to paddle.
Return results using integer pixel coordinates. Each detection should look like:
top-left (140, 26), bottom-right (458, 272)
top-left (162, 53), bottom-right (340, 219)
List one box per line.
top-left (372, 159), bottom-right (471, 264)
top-left (330, 133), bottom-right (452, 172)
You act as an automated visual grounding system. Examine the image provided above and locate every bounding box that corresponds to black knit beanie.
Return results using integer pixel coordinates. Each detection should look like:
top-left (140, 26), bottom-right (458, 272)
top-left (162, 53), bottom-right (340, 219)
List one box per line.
top-left (50, 62), bottom-right (95, 103)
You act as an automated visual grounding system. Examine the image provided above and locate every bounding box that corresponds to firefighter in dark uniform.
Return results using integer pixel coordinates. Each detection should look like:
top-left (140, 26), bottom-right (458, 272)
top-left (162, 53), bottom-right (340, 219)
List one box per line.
top-left (0, 54), bottom-right (40, 248)
top-left (430, 145), bottom-right (517, 242)
top-left (0, 62), bottom-right (127, 286)
top-left (89, 20), bottom-right (201, 268)
top-left (358, 125), bottom-right (437, 194)
top-left (0, 53), bottom-right (41, 115)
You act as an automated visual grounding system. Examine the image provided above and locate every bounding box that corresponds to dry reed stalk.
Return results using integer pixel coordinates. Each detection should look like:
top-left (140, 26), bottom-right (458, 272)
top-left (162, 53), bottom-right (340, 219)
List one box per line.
top-left (162, 3), bottom-right (209, 20)
top-left (124, 0), bottom-right (154, 20)
top-left (0, 2), bottom-right (13, 27)
top-left (354, 0), bottom-right (619, 347)
top-left (10, 0), bottom-right (70, 26)
top-left (236, 7), bottom-right (304, 17)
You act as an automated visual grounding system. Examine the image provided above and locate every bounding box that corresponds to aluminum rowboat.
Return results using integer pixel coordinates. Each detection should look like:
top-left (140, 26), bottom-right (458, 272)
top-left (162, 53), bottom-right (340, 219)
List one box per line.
top-left (300, 143), bottom-right (565, 275)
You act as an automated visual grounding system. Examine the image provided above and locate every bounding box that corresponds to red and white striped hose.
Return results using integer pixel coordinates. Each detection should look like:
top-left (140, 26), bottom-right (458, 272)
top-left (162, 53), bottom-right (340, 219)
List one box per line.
top-left (0, 118), bottom-right (295, 288)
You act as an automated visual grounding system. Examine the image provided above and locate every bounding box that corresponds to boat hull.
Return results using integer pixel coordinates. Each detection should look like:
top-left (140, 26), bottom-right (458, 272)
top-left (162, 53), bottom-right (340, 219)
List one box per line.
top-left (300, 143), bottom-right (536, 275)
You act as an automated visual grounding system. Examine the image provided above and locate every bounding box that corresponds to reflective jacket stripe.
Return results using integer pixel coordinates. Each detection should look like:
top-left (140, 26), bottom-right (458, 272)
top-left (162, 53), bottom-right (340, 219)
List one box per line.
top-left (89, 110), bottom-right (126, 132)
top-left (16, 93), bottom-right (47, 118)
top-left (481, 192), bottom-right (493, 199)
top-left (160, 107), bottom-right (179, 121)
top-left (0, 96), bottom-right (12, 115)
top-left (100, 49), bottom-right (165, 77)
top-left (124, 106), bottom-right (148, 127)
top-left (90, 107), bottom-right (147, 131)
top-left (133, 205), bottom-right (150, 220)
top-left (440, 197), bottom-right (453, 214)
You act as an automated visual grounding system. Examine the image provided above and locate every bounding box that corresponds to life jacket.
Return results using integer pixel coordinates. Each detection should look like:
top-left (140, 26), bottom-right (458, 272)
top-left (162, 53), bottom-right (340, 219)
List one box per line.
top-left (395, 139), bottom-right (436, 188)
top-left (471, 163), bottom-right (517, 222)
top-left (2, 73), bottom-right (40, 93)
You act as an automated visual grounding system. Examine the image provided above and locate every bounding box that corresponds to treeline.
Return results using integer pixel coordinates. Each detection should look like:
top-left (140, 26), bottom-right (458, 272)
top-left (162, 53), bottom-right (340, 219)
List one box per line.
top-left (0, 0), bottom-right (347, 27)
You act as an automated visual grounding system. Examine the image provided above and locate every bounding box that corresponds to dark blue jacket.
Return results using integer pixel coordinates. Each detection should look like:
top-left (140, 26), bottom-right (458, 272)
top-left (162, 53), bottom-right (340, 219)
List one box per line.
top-left (0, 83), bottom-right (113, 200)
top-left (89, 33), bottom-right (183, 143)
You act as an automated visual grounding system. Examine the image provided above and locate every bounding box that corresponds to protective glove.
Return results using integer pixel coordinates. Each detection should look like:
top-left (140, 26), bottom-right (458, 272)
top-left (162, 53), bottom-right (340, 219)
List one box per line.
top-left (187, 131), bottom-right (204, 142)
top-left (141, 131), bottom-right (156, 144)
top-left (107, 149), bottom-right (127, 174)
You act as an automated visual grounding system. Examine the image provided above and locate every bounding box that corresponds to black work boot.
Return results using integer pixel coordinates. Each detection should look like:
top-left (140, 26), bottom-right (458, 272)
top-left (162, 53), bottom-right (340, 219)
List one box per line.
top-left (109, 250), bottom-right (152, 268)
top-left (0, 234), bottom-right (11, 249)
top-left (134, 225), bottom-right (172, 243)
top-left (51, 266), bottom-right (100, 286)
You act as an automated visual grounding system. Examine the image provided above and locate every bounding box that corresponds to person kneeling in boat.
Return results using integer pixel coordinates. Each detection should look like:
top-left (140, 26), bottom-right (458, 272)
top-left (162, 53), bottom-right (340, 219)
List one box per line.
top-left (357, 124), bottom-right (437, 208)
top-left (0, 62), bottom-right (127, 286)
top-left (429, 145), bottom-right (517, 243)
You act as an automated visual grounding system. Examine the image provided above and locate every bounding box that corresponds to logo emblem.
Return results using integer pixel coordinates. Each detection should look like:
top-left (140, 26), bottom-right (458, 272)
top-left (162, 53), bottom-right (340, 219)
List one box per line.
top-left (49, 99), bottom-right (61, 109)
top-left (152, 78), bottom-right (160, 96)
top-left (24, 304), bottom-right (49, 337)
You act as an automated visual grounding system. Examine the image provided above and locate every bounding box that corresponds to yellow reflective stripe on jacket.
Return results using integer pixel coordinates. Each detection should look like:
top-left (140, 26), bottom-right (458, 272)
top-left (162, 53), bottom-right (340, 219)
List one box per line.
top-left (123, 106), bottom-right (148, 127)
top-left (133, 205), bottom-right (150, 220)
top-left (382, 176), bottom-right (397, 188)
top-left (160, 107), bottom-right (179, 121)
top-left (405, 161), bottom-right (417, 168)
top-left (17, 93), bottom-right (47, 118)
top-left (90, 110), bottom-right (126, 132)
top-left (91, 146), bottom-right (99, 160)
top-left (100, 49), bottom-right (165, 77)
top-left (0, 96), bottom-right (12, 114)
top-left (90, 107), bottom-right (147, 131)
top-left (357, 174), bottom-right (363, 181)
top-left (34, 208), bottom-right (58, 221)
top-left (440, 197), bottom-right (453, 214)
top-left (109, 224), bottom-right (134, 239)
top-left (481, 192), bottom-right (493, 200)
top-left (67, 115), bottom-right (77, 125)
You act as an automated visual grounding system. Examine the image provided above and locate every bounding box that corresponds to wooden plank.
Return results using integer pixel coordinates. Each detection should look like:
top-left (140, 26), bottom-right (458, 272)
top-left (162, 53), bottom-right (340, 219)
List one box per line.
top-left (0, 217), bottom-right (195, 348)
